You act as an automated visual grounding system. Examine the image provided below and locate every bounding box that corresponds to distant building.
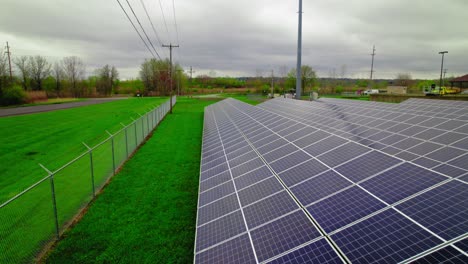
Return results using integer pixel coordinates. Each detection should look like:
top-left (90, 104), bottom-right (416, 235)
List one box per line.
top-left (387, 86), bottom-right (407, 95)
top-left (450, 74), bottom-right (468, 91)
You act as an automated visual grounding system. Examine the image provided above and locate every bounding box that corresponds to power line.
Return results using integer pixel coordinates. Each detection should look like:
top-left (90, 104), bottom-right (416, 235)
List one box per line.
top-left (125, 0), bottom-right (162, 59)
top-left (115, 0), bottom-right (157, 59)
top-left (158, 0), bottom-right (172, 44)
top-left (139, 0), bottom-right (165, 54)
top-left (172, 0), bottom-right (181, 63)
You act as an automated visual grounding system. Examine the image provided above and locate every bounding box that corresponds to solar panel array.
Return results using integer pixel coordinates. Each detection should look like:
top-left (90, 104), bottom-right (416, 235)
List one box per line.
top-left (194, 97), bottom-right (468, 263)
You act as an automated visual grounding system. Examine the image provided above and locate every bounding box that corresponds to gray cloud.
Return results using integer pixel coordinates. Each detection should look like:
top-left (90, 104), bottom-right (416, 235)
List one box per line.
top-left (1, 0), bottom-right (467, 79)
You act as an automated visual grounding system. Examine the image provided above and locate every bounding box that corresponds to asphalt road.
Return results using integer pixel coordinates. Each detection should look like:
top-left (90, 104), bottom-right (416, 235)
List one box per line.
top-left (0, 98), bottom-right (128, 117)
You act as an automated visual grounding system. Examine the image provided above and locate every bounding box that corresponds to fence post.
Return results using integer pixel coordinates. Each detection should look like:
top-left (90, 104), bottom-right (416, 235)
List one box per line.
top-left (39, 164), bottom-right (60, 240)
top-left (121, 123), bottom-right (129, 157)
top-left (82, 143), bottom-right (96, 198)
top-left (146, 112), bottom-right (150, 134)
top-left (106, 131), bottom-right (116, 175)
top-left (131, 117), bottom-right (138, 146)
top-left (138, 114), bottom-right (144, 139)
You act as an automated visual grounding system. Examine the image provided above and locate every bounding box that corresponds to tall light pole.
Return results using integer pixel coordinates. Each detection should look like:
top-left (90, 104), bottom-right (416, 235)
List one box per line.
top-left (295, 0), bottom-right (303, 99)
top-left (439, 51), bottom-right (448, 95)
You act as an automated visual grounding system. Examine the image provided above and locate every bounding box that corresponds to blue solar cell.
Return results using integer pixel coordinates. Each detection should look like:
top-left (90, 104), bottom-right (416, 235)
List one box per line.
top-left (335, 151), bottom-right (401, 183)
top-left (243, 191), bottom-right (299, 229)
top-left (395, 151), bottom-right (419, 161)
top-left (256, 138), bottom-right (289, 154)
top-left (432, 164), bottom-right (467, 178)
top-left (399, 125), bottom-right (428, 136)
top-left (278, 159), bottom-right (328, 187)
top-left (360, 163), bottom-right (447, 204)
top-left (379, 133), bottom-right (407, 145)
top-left (284, 126), bottom-right (318, 141)
top-left (199, 171), bottom-right (232, 192)
top-left (251, 134), bottom-right (281, 148)
top-left (407, 142), bottom-right (443, 156)
top-left (291, 170), bottom-right (352, 206)
top-left (269, 150), bottom-right (311, 173)
top-left (411, 246), bottom-right (468, 264)
top-left (195, 234), bottom-right (256, 264)
top-left (411, 157), bottom-right (441, 169)
top-left (435, 119), bottom-right (466, 130)
top-left (431, 132), bottom-right (466, 145)
top-left (307, 186), bottom-right (386, 233)
top-left (414, 128), bottom-right (445, 140)
top-left (262, 144), bottom-right (300, 163)
top-left (293, 130), bottom-right (332, 148)
top-left (331, 209), bottom-right (443, 264)
top-left (303, 136), bottom-right (348, 157)
top-left (251, 211), bottom-right (321, 262)
top-left (381, 146), bottom-right (402, 155)
top-left (448, 154), bottom-right (468, 170)
top-left (231, 158), bottom-right (265, 178)
top-left (268, 239), bottom-right (343, 264)
top-left (454, 238), bottom-right (468, 252)
top-left (425, 147), bottom-right (466, 163)
top-left (234, 166), bottom-right (273, 190)
top-left (201, 155), bottom-right (226, 172)
top-left (195, 211), bottom-right (246, 252)
top-left (277, 123), bottom-right (307, 137)
top-left (199, 181), bottom-right (235, 207)
top-left (200, 163), bottom-right (229, 181)
top-left (396, 181), bottom-right (468, 240)
top-left (197, 194), bottom-right (240, 226)
top-left (392, 137), bottom-right (424, 150)
top-left (238, 176), bottom-right (284, 206)
top-left (226, 145), bottom-right (253, 160)
top-left (317, 142), bottom-right (370, 168)
top-left (451, 137), bottom-right (468, 150)
top-left (228, 151), bottom-right (260, 168)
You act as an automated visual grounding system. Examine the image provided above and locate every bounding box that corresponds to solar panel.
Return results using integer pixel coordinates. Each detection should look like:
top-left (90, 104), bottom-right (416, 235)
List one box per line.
top-left (195, 97), bottom-right (468, 263)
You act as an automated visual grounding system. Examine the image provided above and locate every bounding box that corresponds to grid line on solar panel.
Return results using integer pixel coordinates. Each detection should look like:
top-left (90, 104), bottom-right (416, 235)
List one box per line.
top-left (359, 163), bottom-right (448, 204)
top-left (409, 246), bottom-right (468, 264)
top-left (195, 234), bottom-right (257, 264)
top-left (266, 238), bottom-right (344, 264)
top-left (331, 209), bottom-right (443, 263)
top-left (250, 210), bottom-right (322, 262)
top-left (396, 180), bottom-right (468, 241)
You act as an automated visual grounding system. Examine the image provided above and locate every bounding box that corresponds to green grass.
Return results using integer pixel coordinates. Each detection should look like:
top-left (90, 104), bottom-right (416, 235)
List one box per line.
top-left (218, 93), bottom-right (266, 105)
top-left (0, 97), bottom-right (166, 201)
top-left (0, 97), bottom-right (167, 263)
top-left (318, 94), bottom-right (370, 101)
top-left (45, 98), bottom-right (219, 263)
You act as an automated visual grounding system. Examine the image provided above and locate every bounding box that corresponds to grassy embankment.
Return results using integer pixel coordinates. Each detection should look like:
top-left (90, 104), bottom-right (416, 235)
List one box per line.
top-left (45, 98), bottom-right (219, 263)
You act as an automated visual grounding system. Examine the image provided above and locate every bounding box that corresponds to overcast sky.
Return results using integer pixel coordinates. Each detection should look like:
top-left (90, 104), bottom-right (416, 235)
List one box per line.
top-left (1, 0), bottom-right (467, 79)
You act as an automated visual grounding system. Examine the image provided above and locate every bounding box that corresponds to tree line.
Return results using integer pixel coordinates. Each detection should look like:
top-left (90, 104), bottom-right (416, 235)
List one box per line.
top-left (0, 54), bottom-right (118, 105)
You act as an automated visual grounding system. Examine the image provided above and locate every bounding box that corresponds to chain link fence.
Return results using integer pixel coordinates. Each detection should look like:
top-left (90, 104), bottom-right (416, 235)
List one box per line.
top-left (0, 96), bottom-right (176, 263)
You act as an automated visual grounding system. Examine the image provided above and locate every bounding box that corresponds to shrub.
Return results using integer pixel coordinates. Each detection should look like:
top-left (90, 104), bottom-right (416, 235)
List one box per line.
top-left (1, 86), bottom-right (27, 106)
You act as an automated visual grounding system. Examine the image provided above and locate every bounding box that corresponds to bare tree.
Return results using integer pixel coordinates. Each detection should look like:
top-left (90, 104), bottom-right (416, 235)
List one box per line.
top-left (0, 53), bottom-right (10, 94)
top-left (62, 56), bottom-right (85, 97)
top-left (395, 73), bottom-right (412, 86)
top-left (53, 62), bottom-right (64, 96)
top-left (14, 56), bottom-right (30, 90)
top-left (29, 55), bottom-right (51, 90)
top-left (96, 64), bottom-right (119, 96)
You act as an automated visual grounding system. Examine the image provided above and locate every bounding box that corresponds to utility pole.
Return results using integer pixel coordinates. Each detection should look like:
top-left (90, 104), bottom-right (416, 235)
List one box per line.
top-left (189, 66), bottom-right (195, 98)
top-left (162, 43), bottom-right (179, 113)
top-left (438, 51), bottom-right (448, 95)
top-left (271, 70), bottom-right (274, 98)
top-left (295, 0), bottom-right (303, 99)
top-left (370, 45), bottom-right (376, 80)
top-left (5, 42), bottom-right (12, 80)
top-left (443, 69), bottom-right (447, 87)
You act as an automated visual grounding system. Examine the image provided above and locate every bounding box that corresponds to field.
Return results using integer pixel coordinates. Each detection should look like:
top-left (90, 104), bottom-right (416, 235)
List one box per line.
top-left (45, 98), bottom-right (219, 263)
top-left (0, 97), bottom-right (167, 263)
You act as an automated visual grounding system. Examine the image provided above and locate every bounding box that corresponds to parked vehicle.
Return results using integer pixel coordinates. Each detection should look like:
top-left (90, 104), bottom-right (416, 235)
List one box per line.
top-left (423, 85), bottom-right (459, 96)
top-left (363, 89), bottom-right (379, 95)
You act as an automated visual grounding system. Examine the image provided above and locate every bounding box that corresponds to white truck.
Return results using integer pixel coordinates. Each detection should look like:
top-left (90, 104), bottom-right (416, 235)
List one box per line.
top-left (363, 89), bottom-right (379, 95)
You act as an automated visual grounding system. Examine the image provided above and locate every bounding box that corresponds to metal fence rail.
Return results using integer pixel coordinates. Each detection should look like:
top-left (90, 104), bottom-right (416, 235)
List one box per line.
top-left (0, 96), bottom-right (176, 263)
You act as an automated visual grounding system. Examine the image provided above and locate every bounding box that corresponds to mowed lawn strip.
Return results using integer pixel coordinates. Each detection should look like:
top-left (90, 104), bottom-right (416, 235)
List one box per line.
top-left (45, 98), bottom-right (219, 263)
top-left (0, 97), bottom-right (166, 202)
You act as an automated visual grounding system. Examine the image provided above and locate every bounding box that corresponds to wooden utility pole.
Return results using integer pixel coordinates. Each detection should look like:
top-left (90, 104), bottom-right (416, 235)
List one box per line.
top-left (5, 42), bottom-right (12, 80)
top-left (370, 45), bottom-right (376, 80)
top-left (189, 66), bottom-right (195, 98)
top-left (162, 43), bottom-right (179, 113)
top-left (271, 70), bottom-right (274, 98)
